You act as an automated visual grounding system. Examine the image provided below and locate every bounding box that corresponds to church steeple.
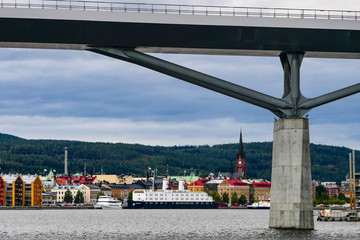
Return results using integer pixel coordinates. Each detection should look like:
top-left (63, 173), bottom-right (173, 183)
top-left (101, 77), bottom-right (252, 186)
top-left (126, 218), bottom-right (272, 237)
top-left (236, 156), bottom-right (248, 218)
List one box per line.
top-left (238, 128), bottom-right (245, 159)
top-left (236, 128), bottom-right (247, 178)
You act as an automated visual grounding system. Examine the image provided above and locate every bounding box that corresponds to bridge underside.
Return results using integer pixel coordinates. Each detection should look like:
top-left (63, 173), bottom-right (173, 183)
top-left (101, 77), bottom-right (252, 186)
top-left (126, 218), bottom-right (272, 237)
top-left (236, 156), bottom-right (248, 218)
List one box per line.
top-left (1, 7), bottom-right (360, 230)
top-left (1, 8), bottom-right (360, 59)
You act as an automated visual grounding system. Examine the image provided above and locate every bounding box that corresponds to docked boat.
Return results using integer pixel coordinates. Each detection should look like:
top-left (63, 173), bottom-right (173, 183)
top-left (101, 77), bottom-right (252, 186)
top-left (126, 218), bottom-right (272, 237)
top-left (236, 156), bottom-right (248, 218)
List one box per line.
top-left (124, 178), bottom-right (215, 209)
top-left (247, 200), bottom-right (270, 209)
top-left (94, 195), bottom-right (122, 209)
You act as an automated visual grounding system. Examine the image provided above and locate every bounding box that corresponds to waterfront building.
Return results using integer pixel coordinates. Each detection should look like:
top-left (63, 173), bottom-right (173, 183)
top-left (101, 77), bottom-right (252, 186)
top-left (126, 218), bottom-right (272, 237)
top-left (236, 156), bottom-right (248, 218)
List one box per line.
top-left (1, 174), bottom-right (43, 206)
top-left (218, 179), bottom-right (250, 200)
top-left (188, 179), bottom-right (210, 192)
top-left (23, 175), bottom-right (43, 206)
top-left (103, 183), bottom-right (130, 199)
top-left (321, 182), bottom-right (341, 199)
top-left (0, 175), bottom-right (5, 206)
top-left (340, 174), bottom-right (360, 207)
top-left (52, 185), bottom-right (87, 203)
top-left (103, 180), bottom-right (153, 199)
top-left (13, 175), bottom-right (24, 206)
top-left (83, 184), bottom-right (101, 204)
top-left (100, 186), bottom-right (112, 197)
top-left (312, 181), bottom-right (341, 199)
top-left (188, 180), bottom-right (205, 192)
top-left (204, 179), bottom-right (224, 193)
top-left (42, 192), bottom-right (56, 205)
top-left (252, 181), bottom-right (271, 200)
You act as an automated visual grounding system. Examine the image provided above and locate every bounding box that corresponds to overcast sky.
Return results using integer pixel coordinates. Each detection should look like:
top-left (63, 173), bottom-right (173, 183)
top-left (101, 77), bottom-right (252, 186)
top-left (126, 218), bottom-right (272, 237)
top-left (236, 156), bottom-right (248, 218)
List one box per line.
top-left (0, 0), bottom-right (359, 149)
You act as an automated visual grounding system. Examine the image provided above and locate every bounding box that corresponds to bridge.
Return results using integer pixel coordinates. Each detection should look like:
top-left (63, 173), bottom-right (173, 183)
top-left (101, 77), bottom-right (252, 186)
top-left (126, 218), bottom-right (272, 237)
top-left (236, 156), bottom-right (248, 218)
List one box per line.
top-left (1, 0), bottom-right (360, 229)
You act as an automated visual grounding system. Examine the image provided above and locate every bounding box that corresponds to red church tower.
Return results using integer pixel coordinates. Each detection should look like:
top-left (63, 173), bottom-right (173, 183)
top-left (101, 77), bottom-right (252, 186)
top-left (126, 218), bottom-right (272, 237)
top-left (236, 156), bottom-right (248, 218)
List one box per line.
top-left (235, 129), bottom-right (246, 178)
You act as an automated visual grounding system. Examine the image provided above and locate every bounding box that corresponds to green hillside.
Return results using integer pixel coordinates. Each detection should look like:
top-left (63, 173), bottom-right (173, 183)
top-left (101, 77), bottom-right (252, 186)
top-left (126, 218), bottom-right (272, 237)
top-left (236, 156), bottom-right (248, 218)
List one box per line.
top-left (0, 133), bottom-right (358, 184)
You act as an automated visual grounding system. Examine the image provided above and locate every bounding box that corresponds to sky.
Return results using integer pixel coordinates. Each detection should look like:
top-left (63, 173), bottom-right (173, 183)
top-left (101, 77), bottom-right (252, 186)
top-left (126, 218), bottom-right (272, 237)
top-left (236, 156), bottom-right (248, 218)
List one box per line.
top-left (0, 0), bottom-right (360, 149)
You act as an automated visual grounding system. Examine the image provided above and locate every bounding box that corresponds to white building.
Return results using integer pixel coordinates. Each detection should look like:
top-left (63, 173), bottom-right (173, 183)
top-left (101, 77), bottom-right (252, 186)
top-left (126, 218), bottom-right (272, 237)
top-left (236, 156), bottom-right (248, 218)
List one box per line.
top-left (52, 184), bottom-right (87, 203)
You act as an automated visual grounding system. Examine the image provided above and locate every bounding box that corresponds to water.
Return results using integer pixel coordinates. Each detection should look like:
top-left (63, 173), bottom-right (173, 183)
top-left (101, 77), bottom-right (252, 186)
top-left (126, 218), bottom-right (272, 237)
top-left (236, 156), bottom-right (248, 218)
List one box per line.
top-left (1, 209), bottom-right (360, 239)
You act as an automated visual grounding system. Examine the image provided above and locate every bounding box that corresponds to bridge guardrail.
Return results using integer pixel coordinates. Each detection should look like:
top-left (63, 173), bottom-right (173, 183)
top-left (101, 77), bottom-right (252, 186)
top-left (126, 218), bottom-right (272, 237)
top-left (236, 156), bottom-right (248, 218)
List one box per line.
top-left (0, 0), bottom-right (359, 21)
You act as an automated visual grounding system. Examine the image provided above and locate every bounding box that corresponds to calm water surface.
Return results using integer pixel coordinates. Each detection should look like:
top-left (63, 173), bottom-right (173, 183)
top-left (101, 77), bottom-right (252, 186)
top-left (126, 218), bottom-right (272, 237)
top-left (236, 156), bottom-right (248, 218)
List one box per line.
top-left (1, 209), bottom-right (360, 239)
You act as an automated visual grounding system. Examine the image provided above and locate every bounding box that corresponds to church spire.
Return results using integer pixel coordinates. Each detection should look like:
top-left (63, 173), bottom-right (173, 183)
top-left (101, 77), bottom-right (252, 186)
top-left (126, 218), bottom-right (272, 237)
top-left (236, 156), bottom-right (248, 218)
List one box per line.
top-left (236, 128), bottom-right (247, 178)
top-left (239, 128), bottom-right (245, 159)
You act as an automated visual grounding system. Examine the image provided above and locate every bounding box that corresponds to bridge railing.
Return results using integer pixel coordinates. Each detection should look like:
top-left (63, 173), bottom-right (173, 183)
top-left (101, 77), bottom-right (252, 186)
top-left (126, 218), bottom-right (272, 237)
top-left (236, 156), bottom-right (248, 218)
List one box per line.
top-left (1, 0), bottom-right (359, 21)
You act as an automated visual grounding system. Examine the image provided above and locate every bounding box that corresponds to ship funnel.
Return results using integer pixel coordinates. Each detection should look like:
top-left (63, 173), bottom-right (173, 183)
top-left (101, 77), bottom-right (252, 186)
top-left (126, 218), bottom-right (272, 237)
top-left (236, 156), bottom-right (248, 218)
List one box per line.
top-left (162, 178), bottom-right (169, 190)
top-left (179, 179), bottom-right (185, 191)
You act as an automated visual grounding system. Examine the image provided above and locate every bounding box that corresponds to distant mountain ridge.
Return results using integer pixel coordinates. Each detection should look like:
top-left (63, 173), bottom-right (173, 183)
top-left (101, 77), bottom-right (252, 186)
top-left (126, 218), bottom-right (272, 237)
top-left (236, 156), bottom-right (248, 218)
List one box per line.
top-left (0, 133), bottom-right (23, 140)
top-left (0, 132), bottom-right (358, 184)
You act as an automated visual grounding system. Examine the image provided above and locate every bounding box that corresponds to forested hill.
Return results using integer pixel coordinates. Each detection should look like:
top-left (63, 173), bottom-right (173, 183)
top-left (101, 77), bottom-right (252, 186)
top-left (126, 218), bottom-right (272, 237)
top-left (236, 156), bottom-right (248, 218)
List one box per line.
top-left (0, 133), bottom-right (358, 184)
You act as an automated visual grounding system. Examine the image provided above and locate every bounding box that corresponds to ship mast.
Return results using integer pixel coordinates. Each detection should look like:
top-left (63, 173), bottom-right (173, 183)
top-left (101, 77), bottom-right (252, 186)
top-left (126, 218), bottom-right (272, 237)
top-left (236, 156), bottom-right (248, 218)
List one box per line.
top-left (350, 152), bottom-right (353, 210)
top-left (349, 150), bottom-right (357, 211)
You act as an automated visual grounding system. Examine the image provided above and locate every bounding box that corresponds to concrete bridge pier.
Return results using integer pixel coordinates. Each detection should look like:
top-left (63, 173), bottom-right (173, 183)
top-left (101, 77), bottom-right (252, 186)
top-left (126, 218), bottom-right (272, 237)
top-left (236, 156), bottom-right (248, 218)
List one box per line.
top-left (269, 118), bottom-right (314, 229)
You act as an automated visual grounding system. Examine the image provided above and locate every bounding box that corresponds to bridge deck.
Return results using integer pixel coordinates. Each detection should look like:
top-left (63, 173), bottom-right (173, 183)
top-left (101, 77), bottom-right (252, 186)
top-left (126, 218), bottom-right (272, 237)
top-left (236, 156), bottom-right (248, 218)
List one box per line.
top-left (1, 1), bottom-right (360, 58)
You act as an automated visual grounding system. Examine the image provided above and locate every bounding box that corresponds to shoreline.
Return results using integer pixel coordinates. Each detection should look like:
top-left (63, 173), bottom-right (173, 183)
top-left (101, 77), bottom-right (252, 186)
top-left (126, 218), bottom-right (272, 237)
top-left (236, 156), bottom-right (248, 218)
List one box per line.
top-left (0, 206), bottom-right (94, 210)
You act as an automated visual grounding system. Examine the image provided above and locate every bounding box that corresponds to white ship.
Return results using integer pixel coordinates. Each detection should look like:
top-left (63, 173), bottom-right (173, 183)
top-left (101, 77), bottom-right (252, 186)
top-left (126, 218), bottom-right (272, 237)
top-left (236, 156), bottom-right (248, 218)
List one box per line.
top-left (247, 199), bottom-right (270, 209)
top-left (125, 178), bottom-right (214, 209)
top-left (94, 195), bottom-right (122, 209)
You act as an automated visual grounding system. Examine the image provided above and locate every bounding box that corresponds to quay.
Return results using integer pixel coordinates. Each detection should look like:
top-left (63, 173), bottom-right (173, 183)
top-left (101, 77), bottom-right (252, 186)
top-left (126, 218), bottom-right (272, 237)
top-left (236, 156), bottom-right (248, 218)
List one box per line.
top-left (0, 205), bottom-right (94, 210)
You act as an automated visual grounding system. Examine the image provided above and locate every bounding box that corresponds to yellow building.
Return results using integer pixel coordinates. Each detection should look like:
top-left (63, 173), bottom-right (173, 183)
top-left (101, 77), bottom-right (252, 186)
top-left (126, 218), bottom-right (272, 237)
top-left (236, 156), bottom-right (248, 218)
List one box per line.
top-left (2, 174), bottom-right (43, 206)
top-left (120, 175), bottom-right (134, 184)
top-left (30, 176), bottom-right (43, 206)
top-left (218, 179), bottom-right (250, 201)
top-left (252, 182), bottom-right (271, 200)
top-left (93, 175), bottom-right (120, 184)
top-left (188, 180), bottom-right (205, 192)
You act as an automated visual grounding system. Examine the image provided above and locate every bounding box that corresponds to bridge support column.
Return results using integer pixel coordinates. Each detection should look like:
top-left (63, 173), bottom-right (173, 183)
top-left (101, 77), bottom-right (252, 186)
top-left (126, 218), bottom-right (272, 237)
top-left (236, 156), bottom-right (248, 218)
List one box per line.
top-left (269, 118), bottom-right (314, 229)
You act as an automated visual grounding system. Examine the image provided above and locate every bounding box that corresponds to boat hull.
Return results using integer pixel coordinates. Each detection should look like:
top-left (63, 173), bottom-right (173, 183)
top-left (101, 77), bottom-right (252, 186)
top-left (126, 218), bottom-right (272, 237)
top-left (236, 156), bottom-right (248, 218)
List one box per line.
top-left (125, 200), bottom-right (215, 209)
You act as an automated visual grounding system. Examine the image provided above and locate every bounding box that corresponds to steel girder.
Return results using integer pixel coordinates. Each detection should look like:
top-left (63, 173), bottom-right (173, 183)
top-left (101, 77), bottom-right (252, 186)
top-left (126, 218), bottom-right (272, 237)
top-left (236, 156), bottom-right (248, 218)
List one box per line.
top-left (89, 47), bottom-right (360, 118)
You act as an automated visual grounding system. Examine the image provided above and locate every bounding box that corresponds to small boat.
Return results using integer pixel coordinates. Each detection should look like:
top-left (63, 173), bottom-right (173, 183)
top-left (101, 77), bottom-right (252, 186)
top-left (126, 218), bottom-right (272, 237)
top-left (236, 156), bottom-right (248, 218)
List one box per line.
top-left (247, 200), bottom-right (270, 209)
top-left (94, 196), bottom-right (122, 209)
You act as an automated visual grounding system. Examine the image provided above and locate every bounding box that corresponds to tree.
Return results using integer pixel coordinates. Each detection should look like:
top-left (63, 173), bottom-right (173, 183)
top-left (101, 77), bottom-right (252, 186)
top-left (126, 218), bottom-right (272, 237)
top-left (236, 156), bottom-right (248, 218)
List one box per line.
top-left (211, 191), bottom-right (222, 202)
top-left (64, 189), bottom-right (73, 203)
top-left (231, 192), bottom-right (239, 205)
top-left (316, 185), bottom-right (327, 199)
top-left (74, 190), bottom-right (84, 204)
top-left (321, 192), bottom-right (329, 201)
top-left (96, 191), bottom-right (105, 200)
top-left (127, 191), bottom-right (133, 200)
top-left (338, 192), bottom-right (346, 201)
top-left (239, 195), bottom-right (247, 205)
top-left (221, 192), bottom-right (229, 203)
